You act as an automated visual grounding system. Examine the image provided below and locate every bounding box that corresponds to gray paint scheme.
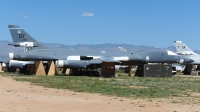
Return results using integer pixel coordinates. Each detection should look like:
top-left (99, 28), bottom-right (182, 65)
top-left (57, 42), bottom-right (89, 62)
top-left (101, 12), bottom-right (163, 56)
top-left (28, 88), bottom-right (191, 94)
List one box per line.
top-left (8, 25), bottom-right (193, 68)
top-left (9, 60), bottom-right (34, 68)
top-left (0, 55), bottom-right (9, 63)
top-left (8, 25), bottom-right (43, 48)
top-left (0, 55), bottom-right (34, 68)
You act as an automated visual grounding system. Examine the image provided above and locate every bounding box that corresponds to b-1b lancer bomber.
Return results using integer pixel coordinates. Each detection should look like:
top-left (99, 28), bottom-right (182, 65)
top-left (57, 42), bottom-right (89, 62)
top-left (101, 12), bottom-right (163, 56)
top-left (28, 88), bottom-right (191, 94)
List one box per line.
top-left (7, 25), bottom-right (193, 76)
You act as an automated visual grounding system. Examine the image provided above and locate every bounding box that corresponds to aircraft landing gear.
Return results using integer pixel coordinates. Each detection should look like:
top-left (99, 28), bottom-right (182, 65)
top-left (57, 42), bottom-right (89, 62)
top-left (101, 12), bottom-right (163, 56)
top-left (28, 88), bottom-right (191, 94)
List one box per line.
top-left (183, 65), bottom-right (193, 75)
top-left (84, 70), bottom-right (100, 77)
top-left (77, 69), bottom-right (100, 77)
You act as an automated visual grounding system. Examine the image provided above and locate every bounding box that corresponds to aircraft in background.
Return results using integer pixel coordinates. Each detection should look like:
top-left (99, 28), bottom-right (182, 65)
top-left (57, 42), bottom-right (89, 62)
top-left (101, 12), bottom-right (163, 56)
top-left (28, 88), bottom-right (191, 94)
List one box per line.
top-left (7, 25), bottom-right (194, 75)
top-left (174, 41), bottom-right (200, 75)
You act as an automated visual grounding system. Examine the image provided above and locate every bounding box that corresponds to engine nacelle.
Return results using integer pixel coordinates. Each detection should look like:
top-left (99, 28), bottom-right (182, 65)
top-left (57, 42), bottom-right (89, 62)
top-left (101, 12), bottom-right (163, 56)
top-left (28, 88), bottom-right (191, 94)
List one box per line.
top-left (56, 60), bottom-right (89, 68)
top-left (9, 60), bottom-right (34, 68)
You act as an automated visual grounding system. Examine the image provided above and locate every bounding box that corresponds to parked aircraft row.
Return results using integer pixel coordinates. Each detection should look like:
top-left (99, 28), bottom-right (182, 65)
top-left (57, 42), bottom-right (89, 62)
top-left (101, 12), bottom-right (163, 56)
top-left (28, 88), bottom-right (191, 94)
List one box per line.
top-left (0, 25), bottom-right (198, 76)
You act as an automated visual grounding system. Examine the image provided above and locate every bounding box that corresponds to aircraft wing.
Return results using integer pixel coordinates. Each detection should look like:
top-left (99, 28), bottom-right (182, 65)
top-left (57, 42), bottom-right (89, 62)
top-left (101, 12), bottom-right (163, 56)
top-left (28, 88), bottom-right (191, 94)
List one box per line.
top-left (87, 56), bottom-right (120, 64)
top-left (99, 56), bottom-right (121, 63)
top-left (87, 59), bottom-right (102, 64)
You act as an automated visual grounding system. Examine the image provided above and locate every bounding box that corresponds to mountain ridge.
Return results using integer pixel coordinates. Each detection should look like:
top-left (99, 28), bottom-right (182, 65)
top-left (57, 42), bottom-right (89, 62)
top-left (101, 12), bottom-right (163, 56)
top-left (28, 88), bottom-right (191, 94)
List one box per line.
top-left (1, 40), bottom-right (200, 55)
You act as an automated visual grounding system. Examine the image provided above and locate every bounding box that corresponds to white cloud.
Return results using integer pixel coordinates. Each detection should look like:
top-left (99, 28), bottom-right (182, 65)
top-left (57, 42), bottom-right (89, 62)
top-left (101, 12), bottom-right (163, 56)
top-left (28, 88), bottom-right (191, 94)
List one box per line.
top-left (81, 12), bottom-right (94, 17)
top-left (21, 14), bottom-right (29, 18)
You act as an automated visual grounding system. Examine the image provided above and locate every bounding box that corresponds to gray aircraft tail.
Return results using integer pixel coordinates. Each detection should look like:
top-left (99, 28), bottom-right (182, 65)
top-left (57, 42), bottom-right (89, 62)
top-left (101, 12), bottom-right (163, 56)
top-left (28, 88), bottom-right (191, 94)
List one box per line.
top-left (8, 25), bottom-right (46, 49)
top-left (174, 41), bottom-right (196, 55)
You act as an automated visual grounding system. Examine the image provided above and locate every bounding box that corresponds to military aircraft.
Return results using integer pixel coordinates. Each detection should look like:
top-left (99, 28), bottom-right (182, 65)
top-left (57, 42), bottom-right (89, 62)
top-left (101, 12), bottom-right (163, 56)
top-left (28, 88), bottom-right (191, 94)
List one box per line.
top-left (8, 60), bottom-right (33, 68)
top-left (174, 41), bottom-right (200, 75)
top-left (7, 25), bottom-right (194, 75)
top-left (0, 54), bottom-right (34, 72)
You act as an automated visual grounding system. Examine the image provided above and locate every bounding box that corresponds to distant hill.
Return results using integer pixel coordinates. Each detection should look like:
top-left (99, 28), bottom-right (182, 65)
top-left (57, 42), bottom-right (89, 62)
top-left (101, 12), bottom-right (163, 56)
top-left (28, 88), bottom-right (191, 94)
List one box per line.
top-left (41, 42), bottom-right (178, 53)
top-left (1, 40), bottom-right (200, 55)
top-left (0, 41), bottom-right (23, 55)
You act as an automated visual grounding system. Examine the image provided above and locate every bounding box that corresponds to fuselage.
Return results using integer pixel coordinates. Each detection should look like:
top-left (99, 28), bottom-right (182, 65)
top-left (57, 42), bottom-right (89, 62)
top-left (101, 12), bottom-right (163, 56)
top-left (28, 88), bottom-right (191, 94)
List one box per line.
top-left (9, 47), bottom-right (193, 66)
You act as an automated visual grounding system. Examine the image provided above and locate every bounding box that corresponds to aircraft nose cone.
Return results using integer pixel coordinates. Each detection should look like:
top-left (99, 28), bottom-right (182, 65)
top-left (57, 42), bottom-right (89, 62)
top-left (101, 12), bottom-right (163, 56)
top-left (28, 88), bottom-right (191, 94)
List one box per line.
top-left (184, 58), bottom-right (194, 63)
top-left (181, 57), bottom-right (194, 63)
top-left (179, 56), bottom-right (193, 63)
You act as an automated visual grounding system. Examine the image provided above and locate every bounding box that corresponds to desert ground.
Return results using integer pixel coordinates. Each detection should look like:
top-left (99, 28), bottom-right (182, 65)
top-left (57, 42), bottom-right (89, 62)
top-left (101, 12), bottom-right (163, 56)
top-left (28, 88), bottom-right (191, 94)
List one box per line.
top-left (0, 75), bottom-right (200, 112)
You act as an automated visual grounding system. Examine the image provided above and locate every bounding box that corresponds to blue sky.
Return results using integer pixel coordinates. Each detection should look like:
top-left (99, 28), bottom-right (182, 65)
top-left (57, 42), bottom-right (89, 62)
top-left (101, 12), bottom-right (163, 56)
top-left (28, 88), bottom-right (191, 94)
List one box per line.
top-left (1, 0), bottom-right (200, 50)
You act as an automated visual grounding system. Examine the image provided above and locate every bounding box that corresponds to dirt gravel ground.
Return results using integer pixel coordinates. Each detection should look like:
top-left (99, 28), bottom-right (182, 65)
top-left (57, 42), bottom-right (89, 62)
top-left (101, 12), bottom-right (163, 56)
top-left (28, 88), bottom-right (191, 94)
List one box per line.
top-left (0, 75), bottom-right (200, 112)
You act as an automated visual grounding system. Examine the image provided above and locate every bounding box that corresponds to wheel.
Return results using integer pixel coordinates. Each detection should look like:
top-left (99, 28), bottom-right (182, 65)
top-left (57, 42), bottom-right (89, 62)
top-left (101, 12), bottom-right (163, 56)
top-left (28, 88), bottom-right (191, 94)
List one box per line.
top-left (94, 71), bottom-right (99, 76)
top-left (88, 71), bottom-right (93, 76)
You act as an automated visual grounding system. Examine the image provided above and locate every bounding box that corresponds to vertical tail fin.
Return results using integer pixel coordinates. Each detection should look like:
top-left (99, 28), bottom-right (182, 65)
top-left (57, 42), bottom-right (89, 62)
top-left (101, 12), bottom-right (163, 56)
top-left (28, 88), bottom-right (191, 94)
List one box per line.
top-left (174, 41), bottom-right (196, 55)
top-left (8, 25), bottom-right (45, 48)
